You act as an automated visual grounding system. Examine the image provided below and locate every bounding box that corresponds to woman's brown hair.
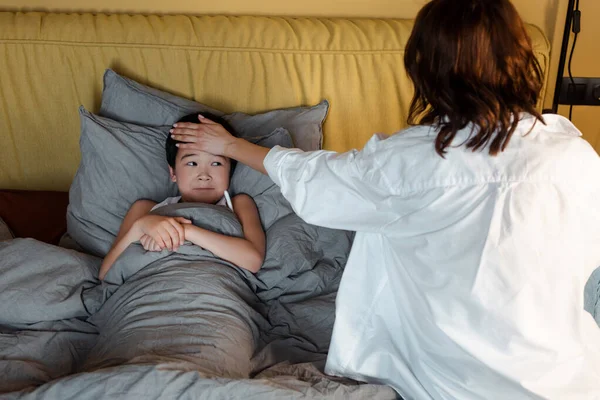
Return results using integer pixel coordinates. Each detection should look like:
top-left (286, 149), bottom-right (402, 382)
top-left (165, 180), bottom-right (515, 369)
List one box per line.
top-left (405, 0), bottom-right (545, 156)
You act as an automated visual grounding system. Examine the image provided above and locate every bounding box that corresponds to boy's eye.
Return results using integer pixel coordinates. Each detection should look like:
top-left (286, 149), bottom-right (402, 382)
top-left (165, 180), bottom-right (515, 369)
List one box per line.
top-left (186, 161), bottom-right (197, 167)
top-left (211, 161), bottom-right (222, 167)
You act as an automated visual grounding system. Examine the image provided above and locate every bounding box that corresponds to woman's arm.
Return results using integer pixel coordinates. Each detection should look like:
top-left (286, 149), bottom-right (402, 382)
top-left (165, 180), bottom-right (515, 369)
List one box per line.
top-left (170, 115), bottom-right (395, 232)
top-left (260, 144), bottom-right (398, 232)
top-left (223, 138), bottom-right (270, 175)
top-left (183, 194), bottom-right (265, 273)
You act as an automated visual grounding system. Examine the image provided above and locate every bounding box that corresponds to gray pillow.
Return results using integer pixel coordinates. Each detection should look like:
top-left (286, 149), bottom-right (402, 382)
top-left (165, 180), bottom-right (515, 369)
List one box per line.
top-left (99, 69), bottom-right (328, 151)
top-left (230, 127), bottom-right (293, 197)
top-left (230, 127), bottom-right (295, 229)
top-left (0, 217), bottom-right (13, 241)
top-left (67, 107), bottom-right (178, 257)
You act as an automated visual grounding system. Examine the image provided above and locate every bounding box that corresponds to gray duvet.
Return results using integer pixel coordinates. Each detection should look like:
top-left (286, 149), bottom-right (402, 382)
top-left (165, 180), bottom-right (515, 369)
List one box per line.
top-left (0, 204), bottom-right (396, 399)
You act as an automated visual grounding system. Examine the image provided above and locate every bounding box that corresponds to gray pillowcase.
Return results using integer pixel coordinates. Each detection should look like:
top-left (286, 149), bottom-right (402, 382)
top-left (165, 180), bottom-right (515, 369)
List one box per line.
top-left (230, 127), bottom-right (293, 197)
top-left (67, 107), bottom-right (179, 257)
top-left (231, 128), bottom-right (295, 229)
top-left (99, 69), bottom-right (328, 151)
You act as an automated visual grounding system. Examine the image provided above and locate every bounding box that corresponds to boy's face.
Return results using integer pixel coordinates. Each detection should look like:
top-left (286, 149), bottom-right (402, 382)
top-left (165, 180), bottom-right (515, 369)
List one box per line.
top-left (170, 150), bottom-right (231, 204)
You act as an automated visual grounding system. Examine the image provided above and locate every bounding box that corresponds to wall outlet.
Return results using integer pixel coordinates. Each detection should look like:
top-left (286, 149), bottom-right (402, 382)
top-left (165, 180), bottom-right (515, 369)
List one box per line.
top-left (558, 77), bottom-right (600, 106)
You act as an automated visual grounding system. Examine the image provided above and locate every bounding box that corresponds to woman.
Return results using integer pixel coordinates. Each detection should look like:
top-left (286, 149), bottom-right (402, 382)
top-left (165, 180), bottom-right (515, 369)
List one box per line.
top-left (170, 0), bottom-right (600, 398)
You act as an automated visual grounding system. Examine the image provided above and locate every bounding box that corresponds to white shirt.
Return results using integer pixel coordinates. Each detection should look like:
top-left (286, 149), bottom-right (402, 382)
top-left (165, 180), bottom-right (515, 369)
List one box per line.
top-left (263, 114), bottom-right (600, 400)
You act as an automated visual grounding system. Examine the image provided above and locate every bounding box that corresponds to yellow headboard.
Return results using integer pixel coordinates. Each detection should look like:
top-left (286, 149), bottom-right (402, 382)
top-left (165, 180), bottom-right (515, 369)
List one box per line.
top-left (0, 12), bottom-right (550, 191)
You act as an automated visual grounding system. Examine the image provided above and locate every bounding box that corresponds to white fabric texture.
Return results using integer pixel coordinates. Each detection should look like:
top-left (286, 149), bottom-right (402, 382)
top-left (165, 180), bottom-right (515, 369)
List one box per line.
top-left (151, 192), bottom-right (233, 212)
top-left (263, 113), bottom-right (600, 400)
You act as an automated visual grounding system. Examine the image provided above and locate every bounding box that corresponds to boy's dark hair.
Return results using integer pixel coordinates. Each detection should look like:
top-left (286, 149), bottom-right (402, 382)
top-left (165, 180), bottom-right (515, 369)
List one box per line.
top-left (404, 0), bottom-right (544, 157)
top-left (166, 112), bottom-right (237, 175)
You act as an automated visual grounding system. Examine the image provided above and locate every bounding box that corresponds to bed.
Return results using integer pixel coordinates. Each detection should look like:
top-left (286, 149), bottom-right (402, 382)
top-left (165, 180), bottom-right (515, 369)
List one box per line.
top-left (0, 11), bottom-right (551, 399)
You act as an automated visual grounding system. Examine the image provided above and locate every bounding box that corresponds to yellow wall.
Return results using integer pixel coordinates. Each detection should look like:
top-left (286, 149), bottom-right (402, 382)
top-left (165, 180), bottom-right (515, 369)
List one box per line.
top-left (1, 0), bottom-right (598, 151)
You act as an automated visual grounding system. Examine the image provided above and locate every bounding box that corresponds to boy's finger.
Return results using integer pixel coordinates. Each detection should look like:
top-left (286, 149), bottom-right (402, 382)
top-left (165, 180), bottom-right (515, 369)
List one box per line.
top-left (175, 224), bottom-right (184, 249)
top-left (167, 223), bottom-right (182, 249)
top-left (176, 222), bottom-right (185, 246)
top-left (158, 232), bottom-right (172, 251)
top-left (164, 227), bottom-right (178, 250)
top-left (175, 217), bottom-right (192, 224)
top-left (171, 220), bottom-right (185, 250)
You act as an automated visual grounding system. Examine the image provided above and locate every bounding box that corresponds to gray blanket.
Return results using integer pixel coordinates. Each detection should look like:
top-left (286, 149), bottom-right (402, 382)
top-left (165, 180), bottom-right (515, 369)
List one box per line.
top-left (0, 204), bottom-right (396, 399)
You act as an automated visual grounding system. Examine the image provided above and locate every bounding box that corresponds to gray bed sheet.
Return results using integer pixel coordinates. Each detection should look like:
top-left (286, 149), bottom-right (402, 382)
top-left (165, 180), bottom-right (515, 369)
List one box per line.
top-left (0, 204), bottom-right (397, 399)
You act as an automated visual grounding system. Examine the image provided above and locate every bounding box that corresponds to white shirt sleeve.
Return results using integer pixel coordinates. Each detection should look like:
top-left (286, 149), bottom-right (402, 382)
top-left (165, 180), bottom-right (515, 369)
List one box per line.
top-left (263, 138), bottom-right (398, 232)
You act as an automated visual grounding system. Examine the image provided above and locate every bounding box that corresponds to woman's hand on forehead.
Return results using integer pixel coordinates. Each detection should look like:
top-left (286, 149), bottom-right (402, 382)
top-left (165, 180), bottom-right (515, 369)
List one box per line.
top-left (170, 115), bottom-right (236, 157)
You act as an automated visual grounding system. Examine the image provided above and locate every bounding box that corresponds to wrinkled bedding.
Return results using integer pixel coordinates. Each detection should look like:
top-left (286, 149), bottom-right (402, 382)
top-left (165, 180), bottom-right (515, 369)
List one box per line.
top-left (0, 204), bottom-right (396, 399)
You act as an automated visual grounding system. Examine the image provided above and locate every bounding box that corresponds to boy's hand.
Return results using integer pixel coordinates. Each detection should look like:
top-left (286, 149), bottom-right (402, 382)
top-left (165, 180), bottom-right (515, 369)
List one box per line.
top-left (133, 215), bottom-right (192, 252)
top-left (140, 234), bottom-right (163, 252)
top-left (169, 115), bottom-right (237, 157)
top-left (183, 223), bottom-right (199, 238)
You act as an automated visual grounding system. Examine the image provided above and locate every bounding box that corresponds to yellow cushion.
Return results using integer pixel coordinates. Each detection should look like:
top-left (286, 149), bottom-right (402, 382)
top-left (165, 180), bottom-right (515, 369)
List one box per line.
top-left (0, 12), bottom-right (550, 191)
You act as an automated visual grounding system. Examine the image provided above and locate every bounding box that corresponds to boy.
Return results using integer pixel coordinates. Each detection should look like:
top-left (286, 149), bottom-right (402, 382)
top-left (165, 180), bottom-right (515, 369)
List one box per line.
top-left (99, 113), bottom-right (265, 280)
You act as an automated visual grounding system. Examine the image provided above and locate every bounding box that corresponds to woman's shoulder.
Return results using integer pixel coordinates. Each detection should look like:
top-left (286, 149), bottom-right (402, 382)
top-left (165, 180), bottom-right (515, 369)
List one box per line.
top-left (361, 125), bottom-right (437, 158)
top-left (375, 125), bottom-right (437, 147)
top-left (517, 114), bottom-right (597, 160)
top-left (381, 124), bottom-right (437, 142)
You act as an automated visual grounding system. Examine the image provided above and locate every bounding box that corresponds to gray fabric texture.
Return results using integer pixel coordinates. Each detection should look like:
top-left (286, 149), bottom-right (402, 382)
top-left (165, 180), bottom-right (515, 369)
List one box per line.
top-left (99, 69), bottom-right (328, 151)
top-left (584, 267), bottom-right (600, 326)
top-left (0, 239), bottom-right (100, 394)
top-left (0, 239), bottom-right (100, 325)
top-left (0, 318), bottom-right (98, 395)
top-left (0, 204), bottom-right (396, 398)
top-left (3, 364), bottom-right (396, 399)
top-left (230, 128), bottom-right (293, 198)
top-left (67, 108), bottom-right (179, 257)
top-left (57, 232), bottom-right (85, 252)
top-left (230, 127), bottom-right (295, 230)
top-left (0, 217), bottom-right (13, 241)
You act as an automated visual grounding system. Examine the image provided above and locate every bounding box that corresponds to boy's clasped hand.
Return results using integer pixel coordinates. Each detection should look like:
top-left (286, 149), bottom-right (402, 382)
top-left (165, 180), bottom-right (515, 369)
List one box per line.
top-left (133, 215), bottom-right (192, 252)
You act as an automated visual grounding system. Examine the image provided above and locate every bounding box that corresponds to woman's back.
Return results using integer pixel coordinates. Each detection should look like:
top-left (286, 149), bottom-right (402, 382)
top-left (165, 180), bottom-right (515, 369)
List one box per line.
top-left (324, 114), bottom-right (600, 399)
